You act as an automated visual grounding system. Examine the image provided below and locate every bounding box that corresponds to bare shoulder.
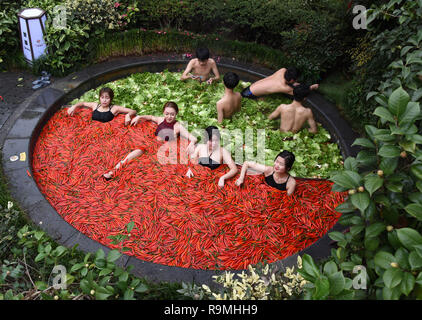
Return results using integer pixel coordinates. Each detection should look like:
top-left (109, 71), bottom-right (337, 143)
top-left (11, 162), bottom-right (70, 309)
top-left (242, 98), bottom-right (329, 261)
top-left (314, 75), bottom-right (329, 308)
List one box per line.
top-left (85, 102), bottom-right (98, 110)
top-left (208, 58), bottom-right (217, 65)
top-left (263, 166), bottom-right (273, 176)
top-left (288, 175), bottom-right (296, 185)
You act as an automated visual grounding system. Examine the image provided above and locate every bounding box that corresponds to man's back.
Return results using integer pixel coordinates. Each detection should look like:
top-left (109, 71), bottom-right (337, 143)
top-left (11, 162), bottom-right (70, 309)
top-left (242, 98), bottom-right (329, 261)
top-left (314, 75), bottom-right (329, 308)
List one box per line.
top-left (217, 92), bottom-right (241, 123)
top-left (269, 100), bottom-right (317, 134)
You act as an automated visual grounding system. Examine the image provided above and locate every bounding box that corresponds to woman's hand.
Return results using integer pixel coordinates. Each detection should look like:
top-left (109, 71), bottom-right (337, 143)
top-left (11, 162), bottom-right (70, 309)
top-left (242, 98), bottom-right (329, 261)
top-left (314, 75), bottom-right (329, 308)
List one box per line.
top-left (218, 177), bottom-right (225, 188)
top-left (235, 178), bottom-right (244, 187)
top-left (125, 114), bottom-right (132, 126)
top-left (67, 105), bottom-right (76, 116)
top-left (130, 116), bottom-right (141, 126)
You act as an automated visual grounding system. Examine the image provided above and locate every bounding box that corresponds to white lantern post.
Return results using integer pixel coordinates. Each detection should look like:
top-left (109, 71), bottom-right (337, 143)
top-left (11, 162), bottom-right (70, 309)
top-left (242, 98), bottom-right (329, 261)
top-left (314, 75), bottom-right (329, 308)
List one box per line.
top-left (18, 8), bottom-right (48, 65)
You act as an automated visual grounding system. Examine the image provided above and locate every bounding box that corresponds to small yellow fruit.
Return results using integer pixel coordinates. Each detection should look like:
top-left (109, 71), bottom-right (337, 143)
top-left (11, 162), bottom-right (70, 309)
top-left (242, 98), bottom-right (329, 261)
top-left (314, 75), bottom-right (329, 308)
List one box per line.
top-left (386, 225), bottom-right (394, 232)
top-left (348, 189), bottom-right (356, 195)
top-left (390, 262), bottom-right (399, 268)
top-left (400, 151), bottom-right (407, 158)
top-left (358, 186), bottom-right (365, 192)
top-left (90, 290), bottom-right (95, 295)
top-left (377, 170), bottom-right (384, 177)
top-left (54, 295), bottom-right (59, 300)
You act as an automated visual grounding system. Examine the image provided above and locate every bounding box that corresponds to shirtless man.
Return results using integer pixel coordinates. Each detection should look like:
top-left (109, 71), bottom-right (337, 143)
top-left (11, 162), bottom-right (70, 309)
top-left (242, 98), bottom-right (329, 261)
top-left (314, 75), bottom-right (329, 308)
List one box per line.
top-left (180, 47), bottom-right (220, 84)
top-left (217, 72), bottom-right (242, 123)
top-left (241, 67), bottom-right (319, 99)
top-left (268, 84), bottom-right (318, 134)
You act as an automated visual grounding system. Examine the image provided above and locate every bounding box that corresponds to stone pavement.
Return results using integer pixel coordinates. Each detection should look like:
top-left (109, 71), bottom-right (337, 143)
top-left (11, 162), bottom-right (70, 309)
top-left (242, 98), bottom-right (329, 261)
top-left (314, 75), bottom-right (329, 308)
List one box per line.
top-left (0, 70), bottom-right (55, 142)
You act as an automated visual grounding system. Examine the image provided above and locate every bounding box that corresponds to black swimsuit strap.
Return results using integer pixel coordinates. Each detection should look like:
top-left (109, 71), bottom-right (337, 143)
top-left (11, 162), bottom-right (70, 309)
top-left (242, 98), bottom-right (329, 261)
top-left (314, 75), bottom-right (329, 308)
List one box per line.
top-left (271, 171), bottom-right (290, 184)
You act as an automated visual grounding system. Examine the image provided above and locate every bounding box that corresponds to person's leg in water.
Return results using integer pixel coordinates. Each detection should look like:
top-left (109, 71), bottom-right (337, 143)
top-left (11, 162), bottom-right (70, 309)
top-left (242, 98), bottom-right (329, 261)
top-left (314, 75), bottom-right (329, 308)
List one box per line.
top-left (103, 149), bottom-right (144, 180)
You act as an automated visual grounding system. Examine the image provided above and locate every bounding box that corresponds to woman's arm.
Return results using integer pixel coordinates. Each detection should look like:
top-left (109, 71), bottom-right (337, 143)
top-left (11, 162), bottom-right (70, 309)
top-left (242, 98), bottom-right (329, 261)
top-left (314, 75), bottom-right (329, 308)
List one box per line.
top-left (176, 123), bottom-right (198, 153)
top-left (218, 148), bottom-right (238, 187)
top-left (286, 177), bottom-right (297, 196)
top-left (67, 101), bottom-right (96, 115)
top-left (235, 161), bottom-right (269, 186)
top-left (112, 105), bottom-right (137, 125)
top-left (130, 115), bottom-right (162, 126)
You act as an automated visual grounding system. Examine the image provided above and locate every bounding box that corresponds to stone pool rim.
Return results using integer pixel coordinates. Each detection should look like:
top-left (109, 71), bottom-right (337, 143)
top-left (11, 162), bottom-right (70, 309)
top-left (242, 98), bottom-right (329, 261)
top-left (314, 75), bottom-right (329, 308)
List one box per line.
top-left (1, 54), bottom-right (360, 287)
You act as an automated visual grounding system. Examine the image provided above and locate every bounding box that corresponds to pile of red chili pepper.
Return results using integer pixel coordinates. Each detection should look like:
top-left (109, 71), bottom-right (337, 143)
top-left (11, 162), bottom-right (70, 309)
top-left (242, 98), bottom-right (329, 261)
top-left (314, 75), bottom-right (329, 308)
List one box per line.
top-left (32, 109), bottom-right (345, 270)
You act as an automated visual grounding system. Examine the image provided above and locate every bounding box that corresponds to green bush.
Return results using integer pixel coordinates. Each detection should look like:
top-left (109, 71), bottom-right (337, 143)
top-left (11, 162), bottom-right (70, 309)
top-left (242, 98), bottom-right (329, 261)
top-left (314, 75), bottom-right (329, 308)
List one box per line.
top-left (0, 0), bottom-right (24, 70)
top-left (295, 1), bottom-right (422, 300)
top-left (341, 0), bottom-right (422, 131)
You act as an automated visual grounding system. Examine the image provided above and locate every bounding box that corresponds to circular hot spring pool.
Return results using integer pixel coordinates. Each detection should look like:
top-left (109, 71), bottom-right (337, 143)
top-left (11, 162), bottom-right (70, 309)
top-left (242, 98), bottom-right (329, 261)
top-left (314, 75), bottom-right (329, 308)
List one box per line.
top-left (3, 56), bottom-right (359, 285)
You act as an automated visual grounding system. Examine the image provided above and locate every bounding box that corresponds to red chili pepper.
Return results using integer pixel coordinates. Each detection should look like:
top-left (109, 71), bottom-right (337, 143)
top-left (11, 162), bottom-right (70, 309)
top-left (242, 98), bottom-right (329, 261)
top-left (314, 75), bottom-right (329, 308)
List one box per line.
top-left (32, 109), bottom-right (346, 270)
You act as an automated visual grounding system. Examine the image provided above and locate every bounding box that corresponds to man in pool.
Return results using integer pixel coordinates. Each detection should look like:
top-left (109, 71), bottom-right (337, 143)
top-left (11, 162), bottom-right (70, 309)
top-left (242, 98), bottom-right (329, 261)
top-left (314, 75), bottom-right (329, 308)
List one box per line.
top-left (241, 67), bottom-right (318, 99)
top-left (216, 72), bottom-right (242, 123)
top-left (268, 84), bottom-right (318, 134)
top-left (180, 47), bottom-right (220, 84)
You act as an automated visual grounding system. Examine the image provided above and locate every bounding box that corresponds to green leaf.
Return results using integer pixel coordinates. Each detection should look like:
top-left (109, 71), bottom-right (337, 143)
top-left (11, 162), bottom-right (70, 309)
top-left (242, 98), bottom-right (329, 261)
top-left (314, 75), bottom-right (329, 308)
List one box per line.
top-left (365, 222), bottom-right (386, 238)
top-left (300, 254), bottom-right (320, 280)
top-left (397, 228), bottom-right (422, 251)
top-left (99, 268), bottom-right (113, 277)
top-left (399, 102), bottom-right (420, 126)
top-left (70, 263), bottom-right (84, 273)
top-left (323, 261), bottom-right (338, 275)
top-left (383, 268), bottom-right (404, 289)
top-left (95, 286), bottom-right (113, 300)
top-left (374, 251), bottom-right (395, 269)
top-left (405, 203), bottom-right (422, 221)
top-left (400, 272), bottom-right (415, 296)
top-left (364, 174), bottom-right (383, 196)
top-left (135, 283), bottom-right (149, 293)
top-left (335, 201), bottom-right (357, 214)
top-left (356, 150), bottom-right (377, 167)
top-left (35, 253), bottom-right (46, 263)
top-left (373, 107), bottom-right (395, 123)
top-left (127, 221), bottom-right (135, 233)
top-left (414, 245), bottom-right (422, 258)
top-left (382, 286), bottom-right (401, 300)
top-left (411, 164), bottom-right (422, 180)
top-left (314, 276), bottom-right (330, 300)
top-left (328, 272), bottom-right (345, 296)
top-left (95, 249), bottom-right (105, 260)
top-left (350, 192), bottom-right (370, 212)
top-left (352, 138), bottom-right (376, 149)
top-left (378, 145), bottom-right (401, 158)
top-left (328, 232), bottom-right (345, 242)
top-left (80, 279), bottom-right (91, 294)
top-left (388, 87), bottom-right (410, 117)
top-left (344, 157), bottom-right (358, 171)
top-left (409, 251), bottom-right (422, 270)
top-left (107, 250), bottom-right (121, 263)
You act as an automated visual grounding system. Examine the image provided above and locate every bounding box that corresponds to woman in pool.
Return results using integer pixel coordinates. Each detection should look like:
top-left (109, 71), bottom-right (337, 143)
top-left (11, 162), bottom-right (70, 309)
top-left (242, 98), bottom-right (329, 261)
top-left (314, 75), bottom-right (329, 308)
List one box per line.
top-left (235, 150), bottom-right (296, 196)
top-left (67, 87), bottom-right (136, 125)
top-left (103, 101), bottom-right (197, 180)
top-left (190, 126), bottom-right (238, 188)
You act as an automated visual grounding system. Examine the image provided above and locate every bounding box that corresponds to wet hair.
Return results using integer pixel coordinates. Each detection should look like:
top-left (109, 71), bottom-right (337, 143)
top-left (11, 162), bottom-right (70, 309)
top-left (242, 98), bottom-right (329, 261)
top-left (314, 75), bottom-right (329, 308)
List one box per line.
top-left (274, 150), bottom-right (295, 171)
top-left (196, 47), bottom-right (210, 61)
top-left (223, 72), bottom-right (239, 89)
top-left (293, 84), bottom-right (311, 102)
top-left (99, 87), bottom-right (114, 103)
top-left (163, 101), bottom-right (179, 114)
top-left (284, 67), bottom-right (300, 82)
top-left (204, 125), bottom-right (220, 142)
